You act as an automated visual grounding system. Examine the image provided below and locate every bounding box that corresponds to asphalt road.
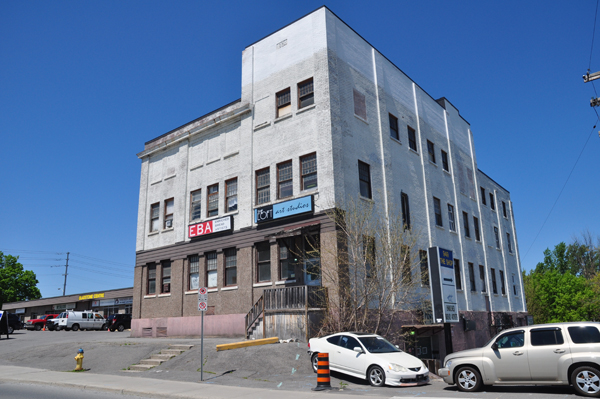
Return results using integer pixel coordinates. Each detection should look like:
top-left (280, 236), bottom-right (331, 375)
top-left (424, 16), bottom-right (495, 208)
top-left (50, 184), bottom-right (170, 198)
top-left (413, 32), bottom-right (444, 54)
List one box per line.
top-left (0, 330), bottom-right (584, 398)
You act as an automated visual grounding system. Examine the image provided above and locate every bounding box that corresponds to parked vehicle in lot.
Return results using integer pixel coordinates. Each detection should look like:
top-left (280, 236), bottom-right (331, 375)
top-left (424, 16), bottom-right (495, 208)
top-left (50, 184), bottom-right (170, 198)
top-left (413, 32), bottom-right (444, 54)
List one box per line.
top-left (2, 313), bottom-right (23, 334)
top-left (53, 311), bottom-right (107, 331)
top-left (25, 314), bottom-right (59, 331)
top-left (107, 313), bottom-right (131, 332)
top-left (308, 332), bottom-right (429, 387)
top-left (439, 322), bottom-right (600, 397)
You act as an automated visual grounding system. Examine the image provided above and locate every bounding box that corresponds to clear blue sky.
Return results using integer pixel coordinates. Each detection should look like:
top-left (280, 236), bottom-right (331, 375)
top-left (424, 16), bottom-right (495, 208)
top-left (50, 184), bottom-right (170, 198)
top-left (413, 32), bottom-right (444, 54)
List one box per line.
top-left (1, 1), bottom-right (599, 299)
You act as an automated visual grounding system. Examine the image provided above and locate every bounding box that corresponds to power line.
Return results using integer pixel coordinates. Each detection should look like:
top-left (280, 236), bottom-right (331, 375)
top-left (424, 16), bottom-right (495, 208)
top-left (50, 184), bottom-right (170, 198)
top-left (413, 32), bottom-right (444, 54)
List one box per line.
top-left (69, 265), bottom-right (132, 278)
top-left (522, 119), bottom-right (598, 260)
top-left (69, 253), bottom-right (134, 268)
top-left (69, 259), bottom-right (134, 272)
top-left (0, 249), bottom-right (64, 255)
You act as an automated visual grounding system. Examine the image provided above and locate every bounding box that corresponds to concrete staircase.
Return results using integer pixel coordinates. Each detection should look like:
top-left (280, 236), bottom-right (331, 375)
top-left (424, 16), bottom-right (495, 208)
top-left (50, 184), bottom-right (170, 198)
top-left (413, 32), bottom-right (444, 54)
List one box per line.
top-left (128, 344), bottom-right (193, 372)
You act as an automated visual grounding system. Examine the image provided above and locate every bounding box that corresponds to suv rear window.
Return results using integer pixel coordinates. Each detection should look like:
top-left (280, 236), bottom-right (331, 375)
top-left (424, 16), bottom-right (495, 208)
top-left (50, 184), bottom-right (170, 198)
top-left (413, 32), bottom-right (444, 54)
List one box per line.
top-left (531, 328), bottom-right (564, 346)
top-left (568, 326), bottom-right (600, 344)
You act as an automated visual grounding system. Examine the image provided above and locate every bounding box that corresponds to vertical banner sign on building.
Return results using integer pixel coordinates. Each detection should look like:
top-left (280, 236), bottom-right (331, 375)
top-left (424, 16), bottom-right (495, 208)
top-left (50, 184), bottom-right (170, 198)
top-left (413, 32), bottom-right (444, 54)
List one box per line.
top-left (427, 247), bottom-right (459, 323)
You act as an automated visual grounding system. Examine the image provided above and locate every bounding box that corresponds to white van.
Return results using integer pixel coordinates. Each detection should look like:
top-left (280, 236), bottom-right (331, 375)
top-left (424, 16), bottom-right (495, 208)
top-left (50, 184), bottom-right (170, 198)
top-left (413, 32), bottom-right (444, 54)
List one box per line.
top-left (54, 310), bottom-right (107, 331)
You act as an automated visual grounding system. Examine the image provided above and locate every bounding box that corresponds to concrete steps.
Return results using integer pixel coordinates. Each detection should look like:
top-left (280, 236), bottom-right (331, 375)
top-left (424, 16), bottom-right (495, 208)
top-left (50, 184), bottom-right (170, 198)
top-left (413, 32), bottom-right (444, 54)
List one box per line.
top-left (127, 344), bottom-right (194, 372)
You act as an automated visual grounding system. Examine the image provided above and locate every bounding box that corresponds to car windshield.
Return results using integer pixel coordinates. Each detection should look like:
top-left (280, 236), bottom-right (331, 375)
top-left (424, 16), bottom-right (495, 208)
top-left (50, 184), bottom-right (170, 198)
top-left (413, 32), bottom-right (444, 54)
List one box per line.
top-left (358, 336), bottom-right (401, 353)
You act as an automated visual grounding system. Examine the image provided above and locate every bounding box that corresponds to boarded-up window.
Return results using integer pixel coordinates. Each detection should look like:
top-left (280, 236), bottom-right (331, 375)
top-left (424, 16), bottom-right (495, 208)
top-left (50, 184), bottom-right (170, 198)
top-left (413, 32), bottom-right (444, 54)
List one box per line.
top-left (353, 89), bottom-right (367, 120)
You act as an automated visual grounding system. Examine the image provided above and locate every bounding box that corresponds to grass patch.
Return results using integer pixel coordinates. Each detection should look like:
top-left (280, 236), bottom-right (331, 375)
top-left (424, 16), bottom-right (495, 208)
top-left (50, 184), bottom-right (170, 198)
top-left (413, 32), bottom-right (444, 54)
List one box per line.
top-left (197, 368), bottom-right (216, 374)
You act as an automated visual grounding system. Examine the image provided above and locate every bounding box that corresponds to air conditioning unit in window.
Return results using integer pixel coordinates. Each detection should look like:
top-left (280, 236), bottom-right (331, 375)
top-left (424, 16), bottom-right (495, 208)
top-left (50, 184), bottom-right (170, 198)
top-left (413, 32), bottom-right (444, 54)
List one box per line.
top-left (166, 220), bottom-right (172, 228)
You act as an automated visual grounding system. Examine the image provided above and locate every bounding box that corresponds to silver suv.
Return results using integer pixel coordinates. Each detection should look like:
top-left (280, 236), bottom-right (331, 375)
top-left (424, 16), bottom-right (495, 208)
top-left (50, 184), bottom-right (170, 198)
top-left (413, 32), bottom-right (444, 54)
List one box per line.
top-left (439, 322), bottom-right (600, 397)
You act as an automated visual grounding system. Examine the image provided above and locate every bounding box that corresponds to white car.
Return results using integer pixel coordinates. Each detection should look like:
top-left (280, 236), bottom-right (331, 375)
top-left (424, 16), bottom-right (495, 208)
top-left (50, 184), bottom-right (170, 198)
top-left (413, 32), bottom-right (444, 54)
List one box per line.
top-left (308, 332), bottom-right (429, 387)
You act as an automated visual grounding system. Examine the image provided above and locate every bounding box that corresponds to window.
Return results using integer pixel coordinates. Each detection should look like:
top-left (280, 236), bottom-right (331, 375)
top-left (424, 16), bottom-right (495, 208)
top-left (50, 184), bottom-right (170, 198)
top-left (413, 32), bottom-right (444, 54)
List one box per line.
top-left (256, 168), bottom-right (270, 205)
top-left (190, 190), bottom-right (202, 222)
top-left (447, 204), bottom-right (456, 231)
top-left (407, 126), bottom-right (417, 151)
top-left (257, 242), bottom-right (271, 282)
top-left (225, 248), bottom-right (237, 286)
top-left (568, 326), bottom-right (600, 344)
top-left (490, 193), bottom-right (495, 210)
top-left (491, 268), bottom-right (497, 294)
top-left (433, 197), bottom-right (443, 227)
top-left (277, 161), bottom-right (293, 199)
top-left (279, 238), bottom-right (295, 280)
top-left (358, 161), bottom-right (372, 199)
top-left (150, 203), bottom-right (160, 232)
top-left (401, 192), bottom-right (410, 230)
top-left (298, 78), bottom-right (314, 109)
top-left (207, 184), bottom-right (218, 217)
top-left (473, 216), bottom-right (481, 241)
top-left (512, 273), bottom-right (517, 295)
top-left (206, 252), bottom-right (217, 288)
top-left (300, 153), bottom-right (317, 190)
top-left (161, 261), bottom-right (171, 293)
top-left (339, 335), bottom-right (361, 351)
top-left (420, 250), bottom-right (429, 286)
top-left (147, 264), bottom-right (156, 295)
top-left (531, 328), bottom-right (564, 346)
top-left (276, 88), bottom-right (291, 118)
top-left (496, 331), bottom-right (524, 348)
top-left (454, 259), bottom-right (462, 290)
top-left (463, 212), bottom-right (470, 238)
top-left (441, 150), bottom-right (449, 171)
top-left (226, 179), bottom-right (238, 212)
top-left (389, 114), bottom-right (399, 140)
top-left (479, 264), bottom-right (486, 293)
top-left (363, 235), bottom-right (375, 278)
top-left (502, 201), bottom-right (507, 218)
top-left (507, 233), bottom-right (513, 253)
top-left (353, 89), bottom-right (367, 120)
top-left (480, 187), bottom-right (486, 205)
top-left (164, 198), bottom-right (174, 229)
top-left (469, 262), bottom-right (476, 291)
top-left (499, 270), bottom-right (506, 295)
top-left (189, 255), bottom-right (199, 291)
top-left (494, 226), bottom-right (500, 248)
top-left (427, 140), bottom-right (436, 163)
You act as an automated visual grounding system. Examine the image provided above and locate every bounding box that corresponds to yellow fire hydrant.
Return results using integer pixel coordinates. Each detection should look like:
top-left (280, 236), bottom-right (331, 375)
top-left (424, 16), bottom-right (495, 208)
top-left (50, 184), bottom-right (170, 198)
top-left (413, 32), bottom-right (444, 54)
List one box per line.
top-left (74, 348), bottom-right (84, 371)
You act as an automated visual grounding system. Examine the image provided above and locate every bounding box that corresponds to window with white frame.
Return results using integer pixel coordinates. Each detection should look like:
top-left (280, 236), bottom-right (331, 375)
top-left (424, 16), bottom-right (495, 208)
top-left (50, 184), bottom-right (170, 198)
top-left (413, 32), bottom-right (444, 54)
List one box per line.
top-left (164, 198), bottom-right (174, 229)
top-left (207, 184), bottom-right (218, 217)
top-left (206, 252), bottom-right (217, 288)
top-left (447, 204), bottom-right (456, 231)
top-left (189, 255), bottom-right (199, 291)
top-left (226, 178), bottom-right (237, 212)
top-left (257, 242), bottom-right (271, 282)
top-left (190, 190), bottom-right (202, 222)
top-left (161, 261), bottom-right (171, 293)
top-left (256, 168), bottom-right (270, 205)
top-left (277, 161), bottom-right (293, 199)
top-left (150, 203), bottom-right (160, 232)
top-left (389, 113), bottom-right (399, 140)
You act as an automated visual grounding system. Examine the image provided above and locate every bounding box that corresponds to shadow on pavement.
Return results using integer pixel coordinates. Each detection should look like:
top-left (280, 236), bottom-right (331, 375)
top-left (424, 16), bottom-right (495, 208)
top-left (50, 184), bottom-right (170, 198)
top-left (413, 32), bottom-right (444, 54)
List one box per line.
top-left (443, 384), bottom-right (575, 396)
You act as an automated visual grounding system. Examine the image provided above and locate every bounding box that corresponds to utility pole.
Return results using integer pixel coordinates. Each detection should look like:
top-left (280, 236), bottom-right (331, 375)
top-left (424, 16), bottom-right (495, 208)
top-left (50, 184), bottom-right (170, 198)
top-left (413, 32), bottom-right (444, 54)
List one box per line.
top-left (63, 252), bottom-right (69, 296)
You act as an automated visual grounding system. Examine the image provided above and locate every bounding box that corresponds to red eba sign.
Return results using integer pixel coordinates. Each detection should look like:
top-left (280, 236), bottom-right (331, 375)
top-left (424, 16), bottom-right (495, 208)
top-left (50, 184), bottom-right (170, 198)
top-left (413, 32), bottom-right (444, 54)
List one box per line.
top-left (188, 216), bottom-right (232, 238)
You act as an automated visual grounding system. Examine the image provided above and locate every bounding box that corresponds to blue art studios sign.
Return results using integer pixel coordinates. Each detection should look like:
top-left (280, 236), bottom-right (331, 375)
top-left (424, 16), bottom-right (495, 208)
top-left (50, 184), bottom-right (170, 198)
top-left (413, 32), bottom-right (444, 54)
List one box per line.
top-left (255, 195), bottom-right (313, 224)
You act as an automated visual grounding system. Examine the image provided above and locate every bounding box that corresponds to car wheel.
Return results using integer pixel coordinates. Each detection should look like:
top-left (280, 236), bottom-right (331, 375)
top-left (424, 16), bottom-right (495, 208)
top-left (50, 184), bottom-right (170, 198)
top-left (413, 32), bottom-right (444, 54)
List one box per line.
top-left (7, 326), bottom-right (14, 335)
top-left (572, 366), bottom-right (600, 397)
top-left (456, 366), bottom-right (483, 392)
top-left (71, 324), bottom-right (79, 332)
top-left (368, 366), bottom-right (386, 387)
top-left (311, 353), bottom-right (319, 373)
top-left (34, 324), bottom-right (42, 331)
top-left (117, 324), bottom-right (125, 332)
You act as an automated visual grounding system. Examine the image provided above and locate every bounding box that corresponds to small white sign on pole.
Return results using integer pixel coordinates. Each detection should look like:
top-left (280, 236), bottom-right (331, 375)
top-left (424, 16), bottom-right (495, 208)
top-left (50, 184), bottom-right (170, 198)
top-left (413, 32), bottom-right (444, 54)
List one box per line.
top-left (198, 287), bottom-right (208, 312)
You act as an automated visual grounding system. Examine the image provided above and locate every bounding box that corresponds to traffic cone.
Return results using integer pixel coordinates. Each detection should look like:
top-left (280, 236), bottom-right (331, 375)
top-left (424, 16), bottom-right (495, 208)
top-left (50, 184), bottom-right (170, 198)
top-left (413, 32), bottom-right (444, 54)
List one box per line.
top-left (312, 353), bottom-right (334, 391)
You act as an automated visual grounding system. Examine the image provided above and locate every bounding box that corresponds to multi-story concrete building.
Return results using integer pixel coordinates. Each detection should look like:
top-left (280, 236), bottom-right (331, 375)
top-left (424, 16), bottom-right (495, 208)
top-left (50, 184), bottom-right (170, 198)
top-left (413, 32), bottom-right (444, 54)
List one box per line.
top-left (132, 7), bottom-right (526, 356)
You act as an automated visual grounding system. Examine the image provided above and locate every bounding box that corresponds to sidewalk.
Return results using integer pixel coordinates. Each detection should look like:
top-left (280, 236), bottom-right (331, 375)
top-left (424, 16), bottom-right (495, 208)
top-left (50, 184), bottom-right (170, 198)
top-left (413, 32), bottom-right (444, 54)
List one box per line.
top-left (0, 365), bottom-right (397, 399)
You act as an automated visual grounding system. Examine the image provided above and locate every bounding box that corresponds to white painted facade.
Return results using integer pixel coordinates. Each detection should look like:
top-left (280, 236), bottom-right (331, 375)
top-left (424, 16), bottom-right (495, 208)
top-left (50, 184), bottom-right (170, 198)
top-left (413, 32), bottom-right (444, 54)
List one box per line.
top-left (135, 7), bottom-right (526, 314)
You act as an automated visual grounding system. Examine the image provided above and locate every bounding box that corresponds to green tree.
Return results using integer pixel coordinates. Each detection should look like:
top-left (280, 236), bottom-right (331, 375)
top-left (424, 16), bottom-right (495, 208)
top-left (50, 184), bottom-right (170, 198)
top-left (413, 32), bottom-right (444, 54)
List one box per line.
top-left (0, 251), bottom-right (42, 308)
top-left (524, 269), bottom-right (598, 324)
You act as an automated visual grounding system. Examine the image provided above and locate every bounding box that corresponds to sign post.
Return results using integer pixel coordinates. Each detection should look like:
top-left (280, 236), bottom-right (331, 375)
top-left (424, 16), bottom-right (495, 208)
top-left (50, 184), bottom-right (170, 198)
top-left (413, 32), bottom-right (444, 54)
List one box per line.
top-left (198, 287), bottom-right (208, 381)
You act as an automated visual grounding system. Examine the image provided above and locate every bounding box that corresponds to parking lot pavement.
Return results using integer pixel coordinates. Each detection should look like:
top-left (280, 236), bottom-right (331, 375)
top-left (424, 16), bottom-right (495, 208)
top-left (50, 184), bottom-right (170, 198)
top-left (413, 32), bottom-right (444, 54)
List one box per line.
top-left (0, 330), bottom-right (581, 398)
